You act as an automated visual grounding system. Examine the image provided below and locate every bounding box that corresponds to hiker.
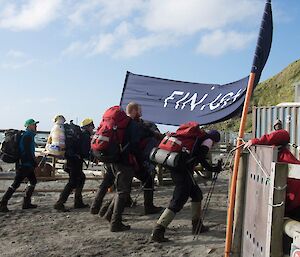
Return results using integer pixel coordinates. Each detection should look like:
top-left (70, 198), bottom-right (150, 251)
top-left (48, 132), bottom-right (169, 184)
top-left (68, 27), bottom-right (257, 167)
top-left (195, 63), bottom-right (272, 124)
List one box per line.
top-left (126, 102), bottom-right (163, 214)
top-left (0, 119), bottom-right (39, 212)
top-left (150, 124), bottom-right (222, 242)
top-left (90, 102), bottom-right (162, 217)
top-left (91, 106), bottom-right (142, 232)
top-left (244, 120), bottom-right (300, 219)
top-left (54, 117), bottom-right (94, 212)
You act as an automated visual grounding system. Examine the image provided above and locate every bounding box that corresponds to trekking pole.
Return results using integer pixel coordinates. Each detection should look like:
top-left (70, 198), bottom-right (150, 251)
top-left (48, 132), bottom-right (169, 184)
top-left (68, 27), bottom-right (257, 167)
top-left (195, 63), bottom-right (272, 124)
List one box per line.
top-left (193, 171), bottom-right (219, 240)
top-left (193, 144), bottom-right (245, 240)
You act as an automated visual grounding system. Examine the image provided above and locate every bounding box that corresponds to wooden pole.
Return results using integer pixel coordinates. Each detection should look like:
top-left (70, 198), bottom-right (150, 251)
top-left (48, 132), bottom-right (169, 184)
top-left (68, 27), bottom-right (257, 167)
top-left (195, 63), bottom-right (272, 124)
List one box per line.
top-left (224, 72), bottom-right (256, 257)
top-left (231, 153), bottom-right (248, 257)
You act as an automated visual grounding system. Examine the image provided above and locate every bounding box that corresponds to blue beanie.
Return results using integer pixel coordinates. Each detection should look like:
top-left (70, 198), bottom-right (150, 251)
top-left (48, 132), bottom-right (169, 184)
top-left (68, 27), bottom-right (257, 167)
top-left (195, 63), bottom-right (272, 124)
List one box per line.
top-left (207, 130), bottom-right (221, 142)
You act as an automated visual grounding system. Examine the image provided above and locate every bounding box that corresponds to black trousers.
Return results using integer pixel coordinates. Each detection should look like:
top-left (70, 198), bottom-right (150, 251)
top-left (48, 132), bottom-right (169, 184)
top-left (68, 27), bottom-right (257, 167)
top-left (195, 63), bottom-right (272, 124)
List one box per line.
top-left (11, 166), bottom-right (37, 190)
top-left (134, 168), bottom-right (154, 190)
top-left (98, 164), bottom-right (154, 194)
top-left (168, 169), bottom-right (203, 213)
top-left (65, 158), bottom-right (86, 189)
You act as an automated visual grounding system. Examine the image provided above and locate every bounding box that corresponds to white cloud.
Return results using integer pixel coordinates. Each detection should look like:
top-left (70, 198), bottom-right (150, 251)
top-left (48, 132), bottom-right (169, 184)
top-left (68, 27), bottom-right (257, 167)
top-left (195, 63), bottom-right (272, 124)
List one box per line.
top-left (63, 21), bottom-right (178, 58)
top-left (68, 0), bottom-right (144, 27)
top-left (142, 0), bottom-right (263, 35)
top-left (63, 22), bottom-right (131, 56)
top-left (63, 0), bottom-right (265, 58)
top-left (1, 49), bottom-right (35, 69)
top-left (114, 33), bottom-right (178, 58)
top-left (0, 0), bottom-right (62, 30)
top-left (196, 30), bottom-right (256, 56)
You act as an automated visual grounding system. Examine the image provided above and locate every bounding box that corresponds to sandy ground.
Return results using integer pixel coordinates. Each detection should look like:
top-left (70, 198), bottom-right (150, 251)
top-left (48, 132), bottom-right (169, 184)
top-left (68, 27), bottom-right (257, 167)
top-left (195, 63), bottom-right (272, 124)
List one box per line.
top-left (0, 162), bottom-right (229, 257)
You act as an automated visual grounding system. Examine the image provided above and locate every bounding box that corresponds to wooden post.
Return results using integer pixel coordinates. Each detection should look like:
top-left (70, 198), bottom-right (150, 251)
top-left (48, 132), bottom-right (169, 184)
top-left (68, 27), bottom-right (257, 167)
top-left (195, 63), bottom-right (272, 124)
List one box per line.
top-left (225, 72), bottom-right (256, 257)
top-left (231, 153), bottom-right (248, 257)
top-left (270, 162), bottom-right (288, 257)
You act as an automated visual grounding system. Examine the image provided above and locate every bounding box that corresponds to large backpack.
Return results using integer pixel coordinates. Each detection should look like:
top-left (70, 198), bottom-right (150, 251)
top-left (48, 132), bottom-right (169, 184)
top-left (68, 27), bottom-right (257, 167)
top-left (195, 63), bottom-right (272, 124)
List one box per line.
top-left (64, 123), bottom-right (82, 158)
top-left (150, 122), bottom-right (206, 168)
top-left (0, 129), bottom-right (24, 163)
top-left (159, 122), bottom-right (206, 153)
top-left (91, 106), bottom-right (131, 163)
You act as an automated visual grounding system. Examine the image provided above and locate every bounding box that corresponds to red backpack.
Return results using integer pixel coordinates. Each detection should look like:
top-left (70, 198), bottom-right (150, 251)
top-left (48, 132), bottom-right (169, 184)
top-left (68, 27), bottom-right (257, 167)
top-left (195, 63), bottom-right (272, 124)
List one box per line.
top-left (158, 122), bottom-right (206, 154)
top-left (91, 106), bottom-right (131, 162)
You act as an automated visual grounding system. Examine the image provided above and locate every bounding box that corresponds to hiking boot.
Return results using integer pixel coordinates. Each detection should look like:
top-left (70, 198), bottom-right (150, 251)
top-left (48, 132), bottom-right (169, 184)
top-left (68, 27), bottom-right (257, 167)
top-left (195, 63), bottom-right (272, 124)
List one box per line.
top-left (74, 186), bottom-right (89, 209)
top-left (22, 201), bottom-right (38, 209)
top-left (192, 219), bottom-right (209, 234)
top-left (54, 202), bottom-right (69, 212)
top-left (144, 190), bottom-right (163, 215)
top-left (22, 185), bottom-right (37, 209)
top-left (0, 187), bottom-right (15, 212)
top-left (110, 222), bottom-right (131, 232)
top-left (74, 201), bottom-right (89, 209)
top-left (90, 207), bottom-right (100, 215)
top-left (191, 202), bottom-right (209, 234)
top-left (0, 202), bottom-right (9, 212)
top-left (151, 224), bottom-right (169, 243)
top-left (110, 194), bottom-right (130, 232)
top-left (145, 205), bottom-right (163, 215)
top-left (54, 184), bottom-right (72, 212)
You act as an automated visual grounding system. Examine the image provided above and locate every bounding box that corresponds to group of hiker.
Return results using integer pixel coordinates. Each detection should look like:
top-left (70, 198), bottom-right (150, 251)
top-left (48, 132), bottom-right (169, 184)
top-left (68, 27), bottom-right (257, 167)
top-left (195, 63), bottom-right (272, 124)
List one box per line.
top-left (1, 102), bottom-right (300, 242)
top-left (0, 102), bottom-right (223, 242)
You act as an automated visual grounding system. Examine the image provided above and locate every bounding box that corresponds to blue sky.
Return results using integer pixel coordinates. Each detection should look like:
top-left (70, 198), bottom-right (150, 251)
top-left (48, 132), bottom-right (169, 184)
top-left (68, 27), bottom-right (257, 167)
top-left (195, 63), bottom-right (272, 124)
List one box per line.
top-left (0, 0), bottom-right (299, 131)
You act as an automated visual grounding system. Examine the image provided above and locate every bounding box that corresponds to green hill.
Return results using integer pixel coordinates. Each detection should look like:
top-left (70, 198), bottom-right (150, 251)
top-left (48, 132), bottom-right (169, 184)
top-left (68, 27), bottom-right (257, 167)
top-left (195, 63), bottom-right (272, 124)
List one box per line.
top-left (206, 58), bottom-right (300, 132)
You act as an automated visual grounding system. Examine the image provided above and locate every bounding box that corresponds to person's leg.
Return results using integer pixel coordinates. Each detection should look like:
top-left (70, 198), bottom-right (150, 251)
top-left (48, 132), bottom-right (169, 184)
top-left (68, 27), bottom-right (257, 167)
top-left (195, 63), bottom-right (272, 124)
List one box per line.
top-left (103, 195), bottom-right (115, 222)
top-left (110, 163), bottom-right (134, 232)
top-left (74, 160), bottom-right (89, 208)
top-left (54, 159), bottom-right (75, 212)
top-left (0, 171), bottom-right (24, 212)
top-left (22, 167), bottom-right (38, 209)
top-left (151, 169), bottom-right (190, 242)
top-left (190, 182), bottom-right (209, 234)
top-left (136, 168), bottom-right (162, 214)
top-left (91, 165), bottom-right (115, 214)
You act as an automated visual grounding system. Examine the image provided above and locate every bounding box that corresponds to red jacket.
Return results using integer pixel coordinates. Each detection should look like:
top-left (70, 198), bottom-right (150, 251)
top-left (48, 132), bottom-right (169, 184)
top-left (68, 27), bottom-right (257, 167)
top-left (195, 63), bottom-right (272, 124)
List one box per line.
top-left (252, 130), bottom-right (300, 212)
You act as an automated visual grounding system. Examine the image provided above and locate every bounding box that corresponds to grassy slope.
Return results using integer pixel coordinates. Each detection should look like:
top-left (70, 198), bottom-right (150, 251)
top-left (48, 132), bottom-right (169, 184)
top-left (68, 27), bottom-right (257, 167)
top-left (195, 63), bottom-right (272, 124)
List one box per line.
top-left (205, 59), bottom-right (300, 132)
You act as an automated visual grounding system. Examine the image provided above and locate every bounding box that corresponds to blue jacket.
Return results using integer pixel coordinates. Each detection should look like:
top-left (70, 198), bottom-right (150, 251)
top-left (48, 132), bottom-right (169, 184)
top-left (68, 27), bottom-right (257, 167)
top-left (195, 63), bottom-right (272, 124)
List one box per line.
top-left (18, 129), bottom-right (36, 168)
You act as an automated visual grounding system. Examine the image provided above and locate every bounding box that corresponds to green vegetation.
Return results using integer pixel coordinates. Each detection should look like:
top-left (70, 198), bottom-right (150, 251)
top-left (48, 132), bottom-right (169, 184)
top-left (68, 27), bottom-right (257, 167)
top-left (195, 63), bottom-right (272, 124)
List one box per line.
top-left (205, 59), bottom-right (300, 132)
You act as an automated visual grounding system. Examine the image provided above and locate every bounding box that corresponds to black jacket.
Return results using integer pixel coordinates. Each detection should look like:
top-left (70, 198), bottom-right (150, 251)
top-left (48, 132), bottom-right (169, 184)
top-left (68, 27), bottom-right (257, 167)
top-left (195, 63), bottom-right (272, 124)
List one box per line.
top-left (121, 120), bottom-right (143, 164)
top-left (80, 129), bottom-right (92, 159)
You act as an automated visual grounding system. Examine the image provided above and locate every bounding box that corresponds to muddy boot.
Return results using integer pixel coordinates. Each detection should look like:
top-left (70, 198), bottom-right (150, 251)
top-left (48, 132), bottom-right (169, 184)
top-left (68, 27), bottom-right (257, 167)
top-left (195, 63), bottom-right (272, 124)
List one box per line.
top-left (90, 187), bottom-right (107, 214)
top-left (151, 224), bottom-right (169, 242)
top-left (191, 202), bottom-right (209, 234)
top-left (22, 185), bottom-right (37, 209)
top-left (192, 219), bottom-right (209, 234)
top-left (0, 187), bottom-right (15, 212)
top-left (110, 194), bottom-right (130, 232)
top-left (144, 190), bottom-right (163, 215)
top-left (103, 197), bottom-right (115, 222)
top-left (74, 187), bottom-right (89, 209)
top-left (151, 208), bottom-right (175, 243)
top-left (54, 184), bottom-right (72, 212)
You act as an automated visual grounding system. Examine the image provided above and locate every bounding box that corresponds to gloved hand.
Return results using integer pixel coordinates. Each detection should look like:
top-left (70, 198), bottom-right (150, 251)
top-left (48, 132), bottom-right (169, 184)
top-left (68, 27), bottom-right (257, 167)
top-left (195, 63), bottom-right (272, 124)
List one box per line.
top-left (243, 139), bottom-right (253, 149)
top-left (212, 159), bottom-right (223, 173)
